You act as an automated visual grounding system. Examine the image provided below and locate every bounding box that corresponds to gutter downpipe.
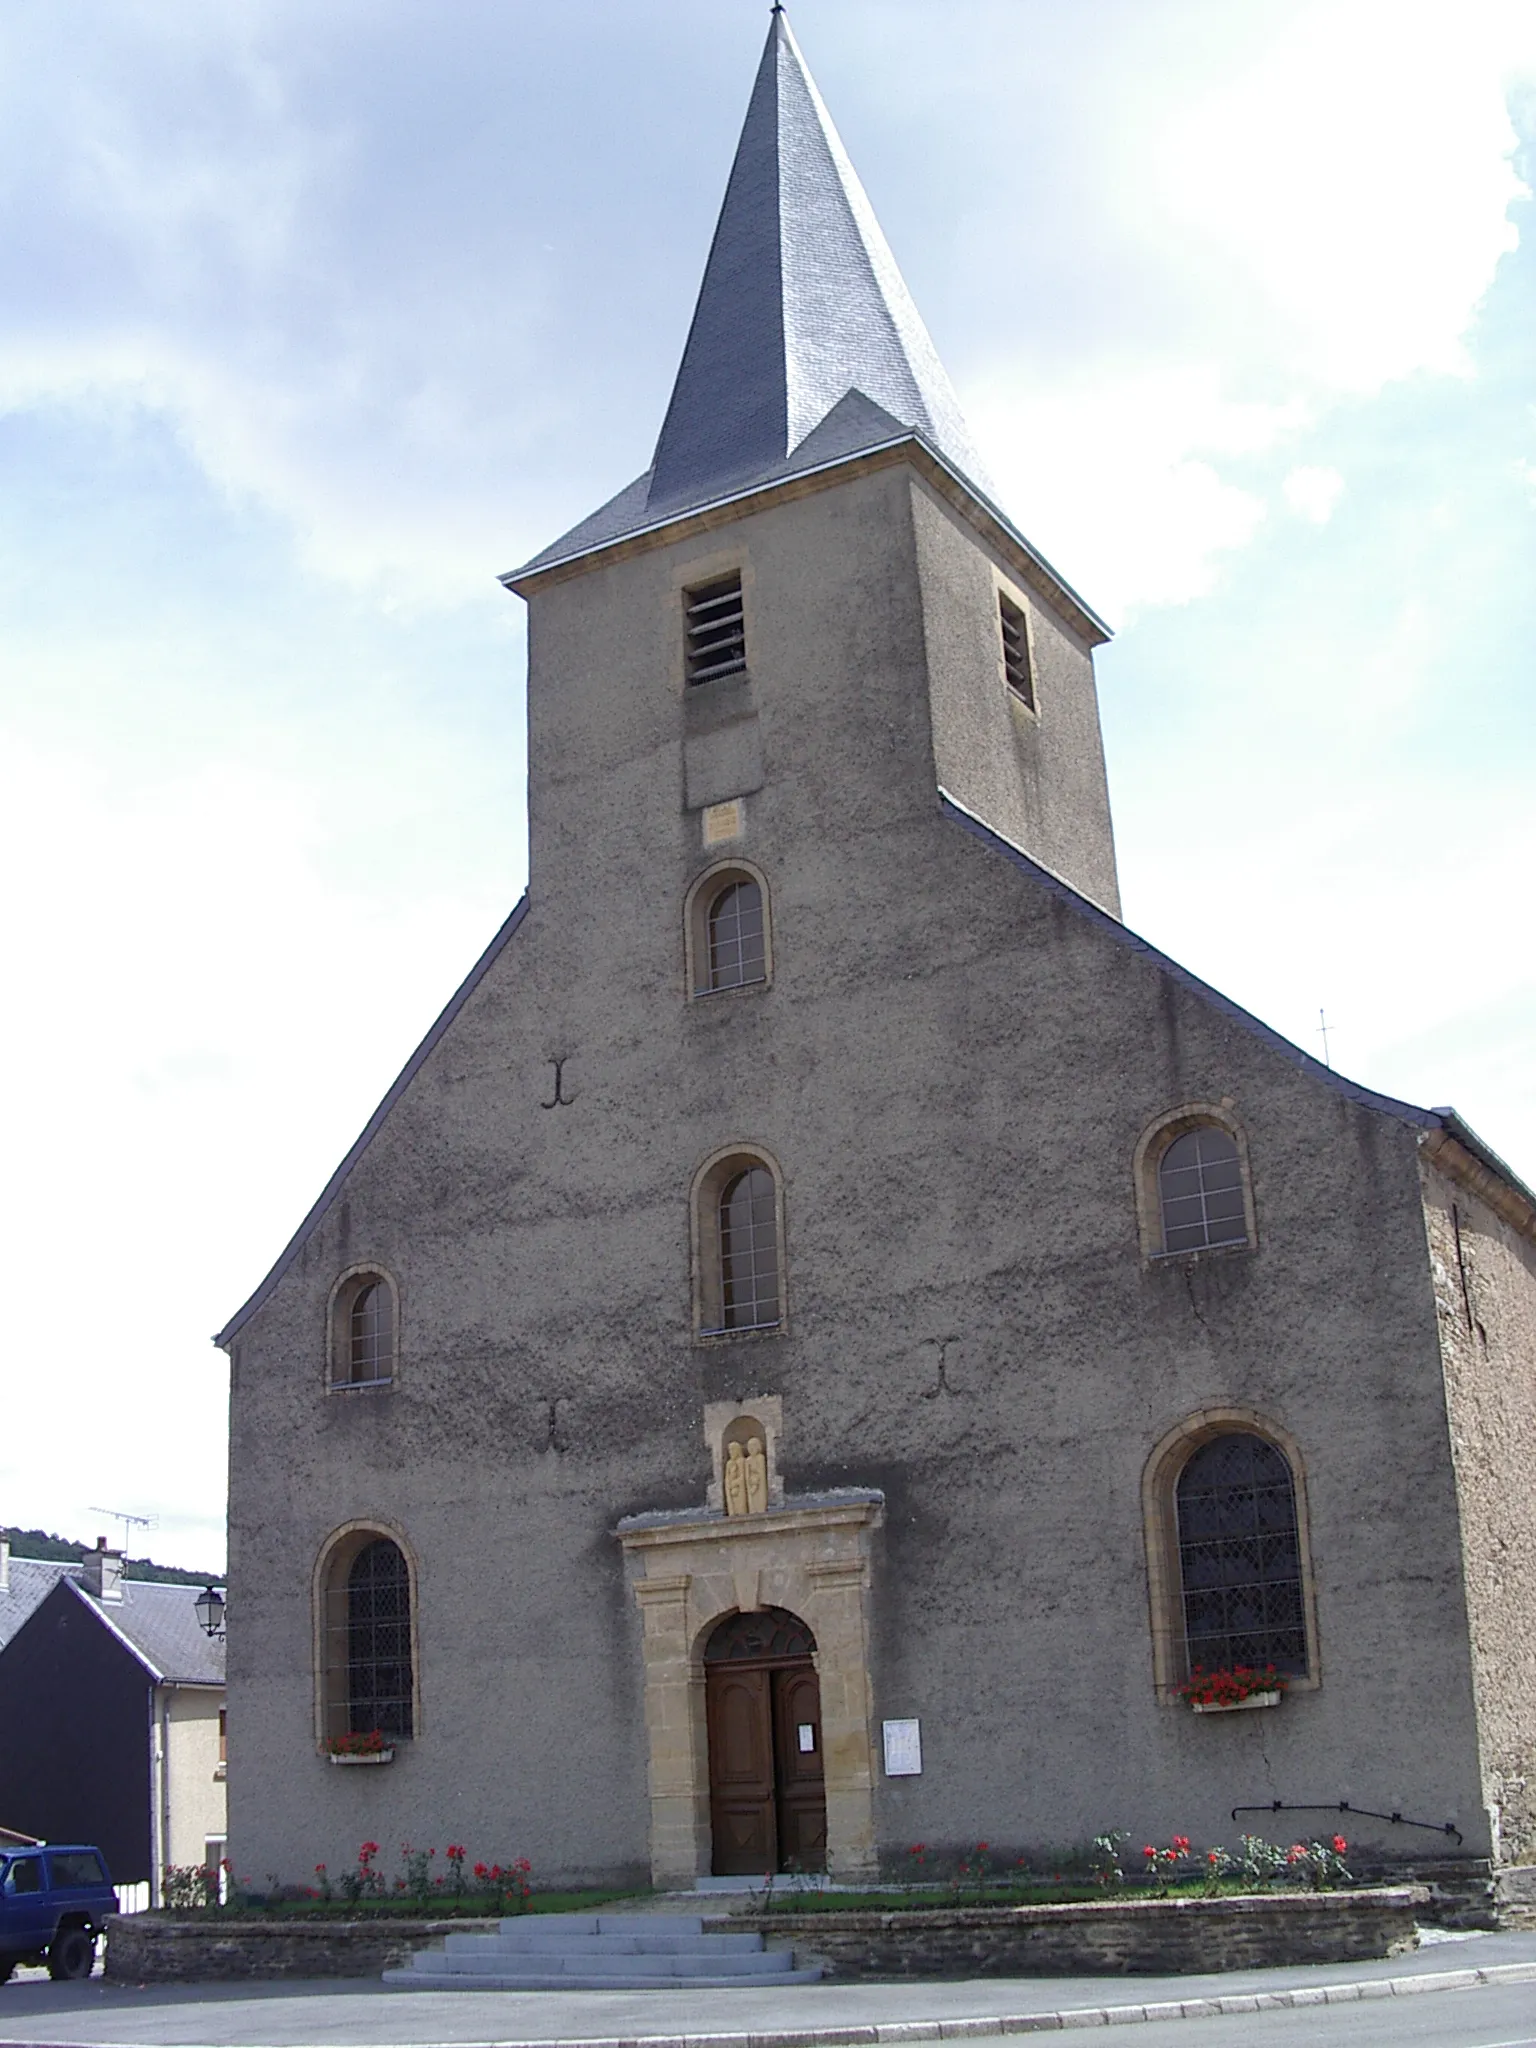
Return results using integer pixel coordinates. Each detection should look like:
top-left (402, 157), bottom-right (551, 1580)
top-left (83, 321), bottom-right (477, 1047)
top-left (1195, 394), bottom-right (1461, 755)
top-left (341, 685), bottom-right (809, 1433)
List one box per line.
top-left (149, 1685), bottom-right (167, 1907)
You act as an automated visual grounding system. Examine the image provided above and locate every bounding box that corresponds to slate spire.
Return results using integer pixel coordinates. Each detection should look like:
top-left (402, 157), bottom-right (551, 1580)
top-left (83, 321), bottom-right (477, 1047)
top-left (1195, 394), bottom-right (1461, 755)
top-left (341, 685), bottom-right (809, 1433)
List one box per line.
top-left (646, 10), bottom-right (988, 514)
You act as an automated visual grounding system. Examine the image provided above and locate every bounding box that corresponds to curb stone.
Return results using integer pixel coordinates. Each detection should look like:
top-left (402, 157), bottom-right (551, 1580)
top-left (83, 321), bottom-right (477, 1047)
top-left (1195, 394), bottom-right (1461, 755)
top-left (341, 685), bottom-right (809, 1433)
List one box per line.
top-left (6, 1959), bottom-right (1535, 2048)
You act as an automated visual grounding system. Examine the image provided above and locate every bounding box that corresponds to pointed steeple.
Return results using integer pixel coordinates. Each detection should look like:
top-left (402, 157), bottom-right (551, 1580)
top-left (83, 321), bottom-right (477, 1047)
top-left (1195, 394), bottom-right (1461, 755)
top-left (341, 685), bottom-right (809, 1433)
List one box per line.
top-left (509, 11), bottom-right (1044, 586)
top-left (647, 10), bottom-right (988, 513)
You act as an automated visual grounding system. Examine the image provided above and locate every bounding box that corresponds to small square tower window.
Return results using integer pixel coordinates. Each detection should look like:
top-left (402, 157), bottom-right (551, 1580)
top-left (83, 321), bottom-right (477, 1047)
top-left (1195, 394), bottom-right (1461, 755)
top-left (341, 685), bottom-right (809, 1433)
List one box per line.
top-left (999, 593), bottom-right (1034, 709)
top-left (685, 573), bottom-right (746, 684)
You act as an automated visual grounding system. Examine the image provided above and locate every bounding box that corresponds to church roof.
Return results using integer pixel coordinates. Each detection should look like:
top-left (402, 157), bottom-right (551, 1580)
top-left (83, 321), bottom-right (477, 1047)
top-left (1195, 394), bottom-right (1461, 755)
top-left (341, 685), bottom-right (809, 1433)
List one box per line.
top-left (508, 9), bottom-right (1038, 591)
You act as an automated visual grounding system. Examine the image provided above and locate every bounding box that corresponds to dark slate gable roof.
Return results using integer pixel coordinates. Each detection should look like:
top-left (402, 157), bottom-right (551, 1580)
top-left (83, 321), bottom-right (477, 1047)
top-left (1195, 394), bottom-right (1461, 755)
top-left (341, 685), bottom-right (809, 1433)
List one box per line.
top-left (215, 895), bottom-right (529, 1346)
top-left (0, 1566), bottom-right (224, 1686)
top-left (0, 1558), bottom-right (75, 1651)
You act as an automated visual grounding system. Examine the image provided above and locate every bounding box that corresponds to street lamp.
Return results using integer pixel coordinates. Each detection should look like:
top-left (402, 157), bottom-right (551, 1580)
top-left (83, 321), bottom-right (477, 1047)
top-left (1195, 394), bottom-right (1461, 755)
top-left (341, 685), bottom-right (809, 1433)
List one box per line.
top-left (195, 1585), bottom-right (226, 1640)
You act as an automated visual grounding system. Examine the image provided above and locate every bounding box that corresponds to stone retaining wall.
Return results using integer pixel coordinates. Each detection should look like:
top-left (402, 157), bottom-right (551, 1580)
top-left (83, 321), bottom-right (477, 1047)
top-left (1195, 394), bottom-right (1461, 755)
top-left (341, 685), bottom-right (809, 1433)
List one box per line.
top-left (104, 1916), bottom-right (469, 1982)
top-left (107, 1889), bottom-right (1426, 1983)
top-left (721, 1888), bottom-right (1428, 1980)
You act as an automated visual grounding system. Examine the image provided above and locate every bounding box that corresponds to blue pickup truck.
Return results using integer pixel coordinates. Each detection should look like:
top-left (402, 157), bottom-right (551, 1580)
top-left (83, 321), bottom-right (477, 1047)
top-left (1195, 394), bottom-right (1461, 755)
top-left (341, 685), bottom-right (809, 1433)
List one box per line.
top-left (0, 1845), bottom-right (118, 1982)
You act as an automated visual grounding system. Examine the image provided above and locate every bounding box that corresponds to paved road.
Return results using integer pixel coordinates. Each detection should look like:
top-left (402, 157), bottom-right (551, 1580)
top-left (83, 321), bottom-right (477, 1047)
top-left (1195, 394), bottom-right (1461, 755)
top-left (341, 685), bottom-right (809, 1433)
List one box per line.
top-left (1073, 1979), bottom-right (1535, 2044)
top-left (0, 1930), bottom-right (1531, 2048)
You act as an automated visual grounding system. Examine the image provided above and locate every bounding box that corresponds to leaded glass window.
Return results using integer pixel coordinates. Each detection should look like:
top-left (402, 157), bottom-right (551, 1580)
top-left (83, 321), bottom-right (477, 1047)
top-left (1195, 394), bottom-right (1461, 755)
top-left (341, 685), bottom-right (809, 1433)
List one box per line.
top-left (705, 880), bottom-right (766, 993)
top-left (1158, 1126), bottom-right (1247, 1254)
top-left (346, 1539), bottom-right (413, 1737)
top-left (347, 1281), bottom-right (392, 1384)
top-left (1176, 1433), bottom-right (1306, 1675)
top-left (719, 1167), bottom-right (780, 1331)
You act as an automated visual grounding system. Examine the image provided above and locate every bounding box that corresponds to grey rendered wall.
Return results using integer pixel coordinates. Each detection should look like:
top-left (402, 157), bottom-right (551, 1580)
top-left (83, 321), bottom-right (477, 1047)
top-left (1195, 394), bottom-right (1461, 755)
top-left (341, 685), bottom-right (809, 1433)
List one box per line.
top-left (909, 476), bottom-right (1121, 917)
top-left (225, 456), bottom-right (1486, 1888)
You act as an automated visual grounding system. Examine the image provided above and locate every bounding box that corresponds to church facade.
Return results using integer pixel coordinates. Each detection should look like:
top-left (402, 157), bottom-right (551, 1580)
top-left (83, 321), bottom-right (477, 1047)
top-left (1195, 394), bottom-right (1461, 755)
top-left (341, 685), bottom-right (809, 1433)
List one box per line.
top-left (219, 15), bottom-right (1536, 1892)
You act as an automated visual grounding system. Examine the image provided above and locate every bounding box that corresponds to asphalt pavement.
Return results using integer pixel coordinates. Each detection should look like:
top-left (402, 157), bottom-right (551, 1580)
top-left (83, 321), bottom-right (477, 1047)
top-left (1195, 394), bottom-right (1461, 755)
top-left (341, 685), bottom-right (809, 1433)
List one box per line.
top-left (0, 1928), bottom-right (1531, 2048)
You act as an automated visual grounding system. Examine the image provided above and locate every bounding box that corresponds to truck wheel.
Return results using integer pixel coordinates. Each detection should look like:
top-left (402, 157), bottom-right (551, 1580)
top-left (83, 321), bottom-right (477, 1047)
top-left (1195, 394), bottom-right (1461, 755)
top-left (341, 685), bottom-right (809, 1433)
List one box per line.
top-left (46, 1928), bottom-right (95, 1981)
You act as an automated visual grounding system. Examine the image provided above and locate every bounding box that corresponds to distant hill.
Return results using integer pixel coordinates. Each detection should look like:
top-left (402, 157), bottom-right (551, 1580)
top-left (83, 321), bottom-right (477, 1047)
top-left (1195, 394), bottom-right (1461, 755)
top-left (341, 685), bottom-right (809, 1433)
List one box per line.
top-left (1, 1526), bottom-right (222, 1587)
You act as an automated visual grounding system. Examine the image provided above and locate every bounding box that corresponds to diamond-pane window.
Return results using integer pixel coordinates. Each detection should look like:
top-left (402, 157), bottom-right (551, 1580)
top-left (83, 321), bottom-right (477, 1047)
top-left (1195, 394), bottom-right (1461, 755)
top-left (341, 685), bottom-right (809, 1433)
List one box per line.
top-left (1158, 1126), bottom-right (1247, 1254)
top-left (344, 1539), bottom-right (414, 1738)
top-left (1176, 1434), bottom-right (1306, 1675)
top-left (718, 1166), bottom-right (780, 1331)
top-left (686, 574), bottom-right (746, 684)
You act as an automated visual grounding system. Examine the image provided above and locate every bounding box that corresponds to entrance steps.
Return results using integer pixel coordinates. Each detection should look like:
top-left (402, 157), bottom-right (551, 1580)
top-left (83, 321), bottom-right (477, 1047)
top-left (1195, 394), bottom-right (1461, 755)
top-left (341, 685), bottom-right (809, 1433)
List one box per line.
top-left (382, 1912), bottom-right (823, 1991)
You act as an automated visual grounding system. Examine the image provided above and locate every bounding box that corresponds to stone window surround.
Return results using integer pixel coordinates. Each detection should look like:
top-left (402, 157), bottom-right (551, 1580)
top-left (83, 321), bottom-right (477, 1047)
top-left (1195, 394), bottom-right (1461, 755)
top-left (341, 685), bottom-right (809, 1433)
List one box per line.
top-left (683, 857), bottom-right (774, 1003)
top-left (325, 1264), bottom-right (400, 1392)
top-left (1132, 1102), bottom-right (1258, 1265)
top-left (690, 1141), bottom-right (788, 1341)
top-left (1141, 1405), bottom-right (1321, 1704)
top-left (311, 1518), bottom-right (424, 1746)
top-left (992, 569), bottom-right (1040, 721)
top-left (617, 1493), bottom-right (883, 1887)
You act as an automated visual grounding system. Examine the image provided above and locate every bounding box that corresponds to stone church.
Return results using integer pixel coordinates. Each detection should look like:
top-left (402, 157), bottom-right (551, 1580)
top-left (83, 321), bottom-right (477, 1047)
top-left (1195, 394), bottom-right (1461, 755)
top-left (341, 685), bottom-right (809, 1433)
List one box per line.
top-left (219, 14), bottom-right (1536, 1893)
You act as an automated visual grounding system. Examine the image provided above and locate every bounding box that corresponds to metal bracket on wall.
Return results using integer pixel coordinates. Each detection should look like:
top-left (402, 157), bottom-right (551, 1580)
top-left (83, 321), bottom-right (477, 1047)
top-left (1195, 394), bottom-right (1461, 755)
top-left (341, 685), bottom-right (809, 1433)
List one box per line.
top-left (920, 1337), bottom-right (962, 1399)
top-left (541, 1057), bottom-right (575, 1108)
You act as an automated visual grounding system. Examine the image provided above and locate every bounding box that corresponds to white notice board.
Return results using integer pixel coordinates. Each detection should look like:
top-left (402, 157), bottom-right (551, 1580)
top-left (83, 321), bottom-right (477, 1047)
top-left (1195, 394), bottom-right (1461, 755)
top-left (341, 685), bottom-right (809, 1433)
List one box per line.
top-left (882, 1717), bottom-right (922, 1776)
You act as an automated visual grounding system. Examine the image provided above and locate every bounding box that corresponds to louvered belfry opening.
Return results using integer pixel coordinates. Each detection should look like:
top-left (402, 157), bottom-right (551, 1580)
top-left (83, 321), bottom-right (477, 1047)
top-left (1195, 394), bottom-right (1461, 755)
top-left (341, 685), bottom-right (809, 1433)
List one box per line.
top-left (1000, 594), bottom-right (1033, 707)
top-left (686, 574), bottom-right (747, 684)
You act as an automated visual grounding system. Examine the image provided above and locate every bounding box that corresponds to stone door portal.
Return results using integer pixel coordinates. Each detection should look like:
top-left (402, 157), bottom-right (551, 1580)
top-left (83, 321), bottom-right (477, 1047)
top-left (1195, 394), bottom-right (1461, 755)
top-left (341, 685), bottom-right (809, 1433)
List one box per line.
top-left (704, 1607), bottom-right (827, 1875)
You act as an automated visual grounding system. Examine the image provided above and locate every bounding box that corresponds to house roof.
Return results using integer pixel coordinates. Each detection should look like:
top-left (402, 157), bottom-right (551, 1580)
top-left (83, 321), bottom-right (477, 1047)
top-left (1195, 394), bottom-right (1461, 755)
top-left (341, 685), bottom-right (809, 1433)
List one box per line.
top-left (0, 1561), bottom-right (224, 1686)
top-left (0, 1557), bottom-right (75, 1651)
top-left (503, 13), bottom-right (1098, 609)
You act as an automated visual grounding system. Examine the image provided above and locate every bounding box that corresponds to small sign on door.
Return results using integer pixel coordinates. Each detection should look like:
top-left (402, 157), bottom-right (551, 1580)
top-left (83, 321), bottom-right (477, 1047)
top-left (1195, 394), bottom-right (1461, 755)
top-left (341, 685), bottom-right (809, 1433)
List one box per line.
top-left (797, 1723), bottom-right (816, 1753)
top-left (882, 1717), bottom-right (922, 1776)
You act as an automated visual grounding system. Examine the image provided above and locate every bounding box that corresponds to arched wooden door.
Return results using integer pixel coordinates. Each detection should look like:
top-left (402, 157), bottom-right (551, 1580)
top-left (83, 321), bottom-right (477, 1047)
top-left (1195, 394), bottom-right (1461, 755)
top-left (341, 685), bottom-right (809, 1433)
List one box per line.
top-left (704, 1608), bottom-right (827, 1875)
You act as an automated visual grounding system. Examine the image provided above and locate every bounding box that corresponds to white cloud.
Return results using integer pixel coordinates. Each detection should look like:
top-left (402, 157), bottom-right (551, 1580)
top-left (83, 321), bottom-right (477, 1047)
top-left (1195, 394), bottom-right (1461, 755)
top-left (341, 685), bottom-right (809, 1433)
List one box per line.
top-left (1144, 0), bottom-right (1528, 394)
top-left (1282, 465), bottom-right (1345, 524)
top-left (971, 364), bottom-right (1288, 616)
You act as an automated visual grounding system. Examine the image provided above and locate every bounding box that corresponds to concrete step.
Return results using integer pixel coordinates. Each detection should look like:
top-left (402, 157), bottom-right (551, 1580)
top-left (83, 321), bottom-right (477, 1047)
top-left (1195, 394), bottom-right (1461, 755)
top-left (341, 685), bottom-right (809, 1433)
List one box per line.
top-left (416, 1947), bottom-right (795, 1978)
top-left (442, 1929), bottom-right (765, 1956)
top-left (384, 1966), bottom-right (825, 1991)
top-left (385, 1907), bottom-right (820, 1992)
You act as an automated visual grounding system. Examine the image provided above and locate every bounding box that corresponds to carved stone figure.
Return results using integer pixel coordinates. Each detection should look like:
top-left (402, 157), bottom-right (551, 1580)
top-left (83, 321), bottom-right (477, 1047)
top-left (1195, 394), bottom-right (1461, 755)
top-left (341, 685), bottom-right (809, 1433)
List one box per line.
top-left (723, 1440), bottom-right (749, 1517)
top-left (746, 1436), bottom-right (769, 1514)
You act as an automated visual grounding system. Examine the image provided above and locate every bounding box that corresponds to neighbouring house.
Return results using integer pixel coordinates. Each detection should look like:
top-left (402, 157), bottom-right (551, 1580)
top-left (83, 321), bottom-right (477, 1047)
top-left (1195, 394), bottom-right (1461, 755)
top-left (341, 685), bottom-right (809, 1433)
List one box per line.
top-left (217, 13), bottom-right (1535, 1894)
top-left (0, 1540), bottom-right (225, 1901)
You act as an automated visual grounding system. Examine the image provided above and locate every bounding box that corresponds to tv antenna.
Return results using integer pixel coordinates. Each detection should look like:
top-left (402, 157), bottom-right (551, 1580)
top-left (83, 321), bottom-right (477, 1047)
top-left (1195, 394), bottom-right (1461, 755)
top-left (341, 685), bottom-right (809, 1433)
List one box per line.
top-left (1317, 1008), bottom-right (1334, 1069)
top-left (88, 1507), bottom-right (157, 1553)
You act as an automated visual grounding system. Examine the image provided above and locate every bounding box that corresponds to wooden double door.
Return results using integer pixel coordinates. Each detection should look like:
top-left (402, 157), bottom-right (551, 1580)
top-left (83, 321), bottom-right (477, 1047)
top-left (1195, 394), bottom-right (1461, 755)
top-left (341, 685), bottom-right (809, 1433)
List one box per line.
top-left (706, 1652), bottom-right (827, 1875)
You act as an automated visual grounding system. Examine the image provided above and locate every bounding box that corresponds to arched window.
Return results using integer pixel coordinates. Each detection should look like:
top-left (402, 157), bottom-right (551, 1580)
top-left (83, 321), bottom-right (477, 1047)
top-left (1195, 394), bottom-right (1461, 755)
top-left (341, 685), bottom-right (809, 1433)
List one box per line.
top-left (720, 1167), bottom-right (780, 1329)
top-left (1176, 1433), bottom-right (1307, 1675)
top-left (694, 1147), bottom-right (785, 1337)
top-left (705, 879), bottom-right (766, 993)
top-left (1158, 1126), bottom-right (1248, 1253)
top-left (685, 861), bottom-right (772, 1000)
top-left (328, 1270), bottom-right (397, 1388)
top-left (317, 1528), bottom-right (416, 1744)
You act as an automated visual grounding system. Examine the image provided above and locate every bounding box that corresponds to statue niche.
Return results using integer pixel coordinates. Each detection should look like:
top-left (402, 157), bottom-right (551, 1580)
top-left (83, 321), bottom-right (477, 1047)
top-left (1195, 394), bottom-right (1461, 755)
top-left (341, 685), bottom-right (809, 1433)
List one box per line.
top-left (722, 1415), bottom-right (772, 1516)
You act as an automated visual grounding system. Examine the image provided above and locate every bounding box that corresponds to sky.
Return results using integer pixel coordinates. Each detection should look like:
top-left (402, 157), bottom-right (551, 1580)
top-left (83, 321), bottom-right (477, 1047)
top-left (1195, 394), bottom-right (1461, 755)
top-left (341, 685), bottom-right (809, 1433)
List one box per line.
top-left (1, 0), bottom-right (1532, 1574)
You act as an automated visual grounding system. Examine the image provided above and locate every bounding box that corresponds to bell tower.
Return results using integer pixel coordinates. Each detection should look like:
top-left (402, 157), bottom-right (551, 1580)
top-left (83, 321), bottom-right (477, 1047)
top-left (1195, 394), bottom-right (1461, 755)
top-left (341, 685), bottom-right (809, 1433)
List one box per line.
top-left (503, 8), bottom-right (1119, 922)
